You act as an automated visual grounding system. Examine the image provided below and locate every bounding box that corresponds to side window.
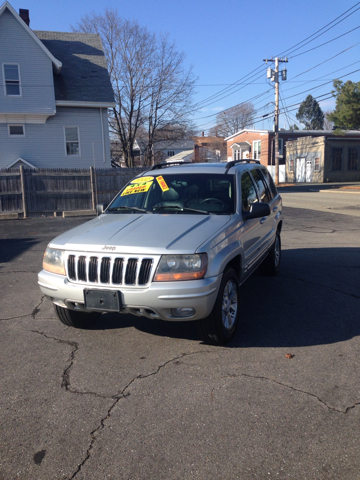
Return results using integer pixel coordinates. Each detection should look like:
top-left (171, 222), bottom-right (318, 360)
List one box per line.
top-left (251, 169), bottom-right (271, 203)
top-left (241, 172), bottom-right (258, 212)
top-left (260, 168), bottom-right (277, 198)
top-left (64, 127), bottom-right (80, 156)
top-left (3, 64), bottom-right (21, 96)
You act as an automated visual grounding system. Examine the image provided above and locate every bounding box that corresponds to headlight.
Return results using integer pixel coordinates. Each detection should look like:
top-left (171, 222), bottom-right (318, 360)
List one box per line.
top-left (153, 254), bottom-right (207, 282)
top-left (43, 247), bottom-right (66, 275)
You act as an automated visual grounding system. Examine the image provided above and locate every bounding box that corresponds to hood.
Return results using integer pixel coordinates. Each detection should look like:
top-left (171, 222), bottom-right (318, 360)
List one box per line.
top-left (49, 213), bottom-right (231, 255)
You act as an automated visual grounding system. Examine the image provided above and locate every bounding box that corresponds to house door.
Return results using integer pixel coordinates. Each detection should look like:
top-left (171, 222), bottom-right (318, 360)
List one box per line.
top-left (296, 158), bottom-right (305, 182)
top-left (306, 159), bottom-right (313, 182)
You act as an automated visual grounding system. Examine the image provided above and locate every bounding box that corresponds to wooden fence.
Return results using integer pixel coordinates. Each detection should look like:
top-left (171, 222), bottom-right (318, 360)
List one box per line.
top-left (0, 166), bottom-right (147, 217)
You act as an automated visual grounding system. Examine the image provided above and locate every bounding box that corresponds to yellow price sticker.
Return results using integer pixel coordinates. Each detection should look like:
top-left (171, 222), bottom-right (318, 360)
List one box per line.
top-left (131, 176), bottom-right (154, 184)
top-left (156, 175), bottom-right (169, 192)
top-left (121, 177), bottom-right (154, 196)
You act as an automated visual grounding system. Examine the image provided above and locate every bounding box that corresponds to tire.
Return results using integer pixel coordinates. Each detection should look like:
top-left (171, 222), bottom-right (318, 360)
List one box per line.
top-left (262, 230), bottom-right (281, 276)
top-left (54, 304), bottom-right (101, 328)
top-left (198, 268), bottom-right (240, 346)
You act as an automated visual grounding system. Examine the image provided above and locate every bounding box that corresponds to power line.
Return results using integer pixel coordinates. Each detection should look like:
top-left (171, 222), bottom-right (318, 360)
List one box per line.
top-left (276, 2), bottom-right (360, 57)
top-left (290, 25), bottom-right (360, 59)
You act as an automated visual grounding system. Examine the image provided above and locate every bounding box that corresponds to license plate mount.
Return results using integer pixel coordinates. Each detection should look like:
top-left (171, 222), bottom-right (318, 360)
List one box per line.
top-left (84, 289), bottom-right (121, 312)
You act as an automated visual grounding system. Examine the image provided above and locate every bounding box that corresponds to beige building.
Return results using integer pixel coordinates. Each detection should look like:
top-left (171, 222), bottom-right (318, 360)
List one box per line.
top-left (286, 135), bottom-right (360, 183)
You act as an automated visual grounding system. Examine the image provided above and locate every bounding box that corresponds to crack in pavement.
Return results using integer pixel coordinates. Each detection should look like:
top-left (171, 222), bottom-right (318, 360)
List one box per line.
top-left (67, 350), bottom-right (211, 480)
top-left (30, 329), bottom-right (211, 479)
top-left (213, 373), bottom-right (360, 415)
top-left (0, 296), bottom-right (46, 321)
top-left (278, 274), bottom-right (360, 299)
top-left (0, 270), bottom-right (39, 274)
top-left (0, 314), bottom-right (33, 321)
top-left (31, 296), bottom-right (46, 319)
top-left (30, 330), bottom-right (115, 400)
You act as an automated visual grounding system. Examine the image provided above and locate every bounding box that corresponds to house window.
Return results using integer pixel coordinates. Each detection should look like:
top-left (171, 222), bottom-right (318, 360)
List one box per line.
top-left (289, 158), bottom-right (294, 172)
top-left (233, 149), bottom-right (240, 160)
top-left (278, 138), bottom-right (283, 156)
top-left (348, 147), bottom-right (359, 171)
top-left (64, 127), bottom-right (80, 156)
top-left (8, 124), bottom-right (25, 136)
top-left (167, 151), bottom-right (175, 157)
top-left (331, 147), bottom-right (343, 171)
top-left (253, 140), bottom-right (261, 160)
top-left (314, 157), bottom-right (320, 171)
top-left (3, 64), bottom-right (21, 96)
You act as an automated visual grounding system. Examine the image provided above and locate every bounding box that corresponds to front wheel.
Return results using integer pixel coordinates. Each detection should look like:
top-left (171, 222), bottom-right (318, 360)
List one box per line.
top-left (54, 304), bottom-right (101, 328)
top-left (198, 268), bottom-right (240, 346)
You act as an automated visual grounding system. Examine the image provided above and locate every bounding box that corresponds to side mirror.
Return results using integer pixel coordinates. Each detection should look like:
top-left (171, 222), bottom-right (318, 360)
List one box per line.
top-left (96, 203), bottom-right (108, 216)
top-left (243, 202), bottom-right (270, 221)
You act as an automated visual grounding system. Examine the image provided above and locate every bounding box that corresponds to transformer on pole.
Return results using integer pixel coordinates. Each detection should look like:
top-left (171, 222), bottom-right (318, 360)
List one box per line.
top-left (263, 57), bottom-right (288, 185)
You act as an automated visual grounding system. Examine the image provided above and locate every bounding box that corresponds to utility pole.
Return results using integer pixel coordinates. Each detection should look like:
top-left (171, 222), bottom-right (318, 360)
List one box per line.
top-left (263, 57), bottom-right (288, 185)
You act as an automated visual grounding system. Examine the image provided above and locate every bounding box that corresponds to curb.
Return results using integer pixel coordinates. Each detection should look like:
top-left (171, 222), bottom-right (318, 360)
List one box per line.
top-left (62, 210), bottom-right (96, 217)
top-left (0, 213), bottom-right (19, 220)
top-left (309, 189), bottom-right (360, 195)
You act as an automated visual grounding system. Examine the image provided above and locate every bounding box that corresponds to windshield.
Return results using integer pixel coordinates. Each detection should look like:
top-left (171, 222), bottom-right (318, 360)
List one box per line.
top-left (107, 173), bottom-right (235, 215)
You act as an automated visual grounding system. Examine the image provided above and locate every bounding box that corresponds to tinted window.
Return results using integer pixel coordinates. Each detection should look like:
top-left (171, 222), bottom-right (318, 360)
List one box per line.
top-left (260, 168), bottom-right (278, 198)
top-left (251, 169), bottom-right (271, 203)
top-left (241, 172), bottom-right (258, 212)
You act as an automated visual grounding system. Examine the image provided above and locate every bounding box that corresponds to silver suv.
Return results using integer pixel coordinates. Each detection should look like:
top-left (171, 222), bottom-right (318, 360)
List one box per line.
top-left (38, 160), bottom-right (282, 345)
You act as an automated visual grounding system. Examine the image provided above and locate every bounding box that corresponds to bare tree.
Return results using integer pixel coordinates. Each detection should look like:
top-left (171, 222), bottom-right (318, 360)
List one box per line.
top-left (73, 9), bottom-right (196, 167)
top-left (209, 102), bottom-right (255, 138)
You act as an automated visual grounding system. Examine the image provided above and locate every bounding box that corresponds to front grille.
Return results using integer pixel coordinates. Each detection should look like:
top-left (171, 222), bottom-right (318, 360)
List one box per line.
top-left (66, 253), bottom-right (155, 287)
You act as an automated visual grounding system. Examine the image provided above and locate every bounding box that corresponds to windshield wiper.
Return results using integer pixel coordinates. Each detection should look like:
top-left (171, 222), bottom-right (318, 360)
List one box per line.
top-left (152, 205), bottom-right (210, 215)
top-left (107, 206), bottom-right (151, 214)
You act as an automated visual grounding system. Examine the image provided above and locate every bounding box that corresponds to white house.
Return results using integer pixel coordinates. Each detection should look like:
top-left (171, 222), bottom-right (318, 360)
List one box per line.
top-left (0, 2), bottom-right (115, 169)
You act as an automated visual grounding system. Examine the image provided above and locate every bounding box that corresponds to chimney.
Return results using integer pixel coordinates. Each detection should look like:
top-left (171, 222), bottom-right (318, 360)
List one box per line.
top-left (202, 131), bottom-right (204, 137)
top-left (19, 9), bottom-right (30, 26)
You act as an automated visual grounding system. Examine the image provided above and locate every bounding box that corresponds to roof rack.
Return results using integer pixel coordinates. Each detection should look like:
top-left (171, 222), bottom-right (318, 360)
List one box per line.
top-left (225, 158), bottom-right (260, 174)
top-left (148, 161), bottom-right (193, 171)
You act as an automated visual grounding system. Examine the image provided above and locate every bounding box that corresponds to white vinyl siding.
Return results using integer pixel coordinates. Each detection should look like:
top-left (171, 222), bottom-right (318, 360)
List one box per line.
top-left (64, 126), bottom-right (80, 156)
top-left (0, 10), bottom-right (55, 114)
top-left (0, 107), bottom-right (111, 169)
top-left (2, 63), bottom-right (21, 96)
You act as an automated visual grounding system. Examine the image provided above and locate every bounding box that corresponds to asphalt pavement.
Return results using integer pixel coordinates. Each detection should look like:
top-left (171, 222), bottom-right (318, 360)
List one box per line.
top-left (0, 201), bottom-right (359, 480)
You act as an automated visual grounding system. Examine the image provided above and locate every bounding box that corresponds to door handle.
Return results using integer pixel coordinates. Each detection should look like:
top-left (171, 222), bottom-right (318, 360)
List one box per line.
top-left (260, 217), bottom-right (267, 224)
top-left (273, 206), bottom-right (278, 212)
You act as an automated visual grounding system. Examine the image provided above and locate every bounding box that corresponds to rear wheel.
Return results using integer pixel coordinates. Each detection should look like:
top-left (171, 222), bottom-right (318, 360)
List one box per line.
top-left (54, 304), bottom-right (101, 328)
top-left (262, 230), bottom-right (281, 276)
top-left (198, 268), bottom-right (240, 346)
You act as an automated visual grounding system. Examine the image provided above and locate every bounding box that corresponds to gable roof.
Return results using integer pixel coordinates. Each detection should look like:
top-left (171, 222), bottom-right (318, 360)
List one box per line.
top-left (0, 1), bottom-right (62, 73)
top-left (7, 157), bottom-right (37, 169)
top-left (166, 150), bottom-right (194, 162)
top-left (35, 31), bottom-right (114, 104)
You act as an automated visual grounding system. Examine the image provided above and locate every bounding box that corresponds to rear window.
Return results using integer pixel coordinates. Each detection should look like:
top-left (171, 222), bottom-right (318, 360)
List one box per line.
top-left (259, 168), bottom-right (278, 198)
top-left (251, 169), bottom-right (271, 203)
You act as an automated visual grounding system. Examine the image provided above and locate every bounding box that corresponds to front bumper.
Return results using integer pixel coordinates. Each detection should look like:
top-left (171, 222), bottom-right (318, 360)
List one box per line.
top-left (38, 270), bottom-right (221, 321)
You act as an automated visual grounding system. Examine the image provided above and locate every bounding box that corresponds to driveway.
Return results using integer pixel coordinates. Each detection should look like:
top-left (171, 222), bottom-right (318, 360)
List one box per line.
top-left (0, 205), bottom-right (359, 480)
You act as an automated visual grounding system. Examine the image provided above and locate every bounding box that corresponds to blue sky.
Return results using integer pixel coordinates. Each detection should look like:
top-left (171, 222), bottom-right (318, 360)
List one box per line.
top-left (8, 0), bottom-right (360, 132)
